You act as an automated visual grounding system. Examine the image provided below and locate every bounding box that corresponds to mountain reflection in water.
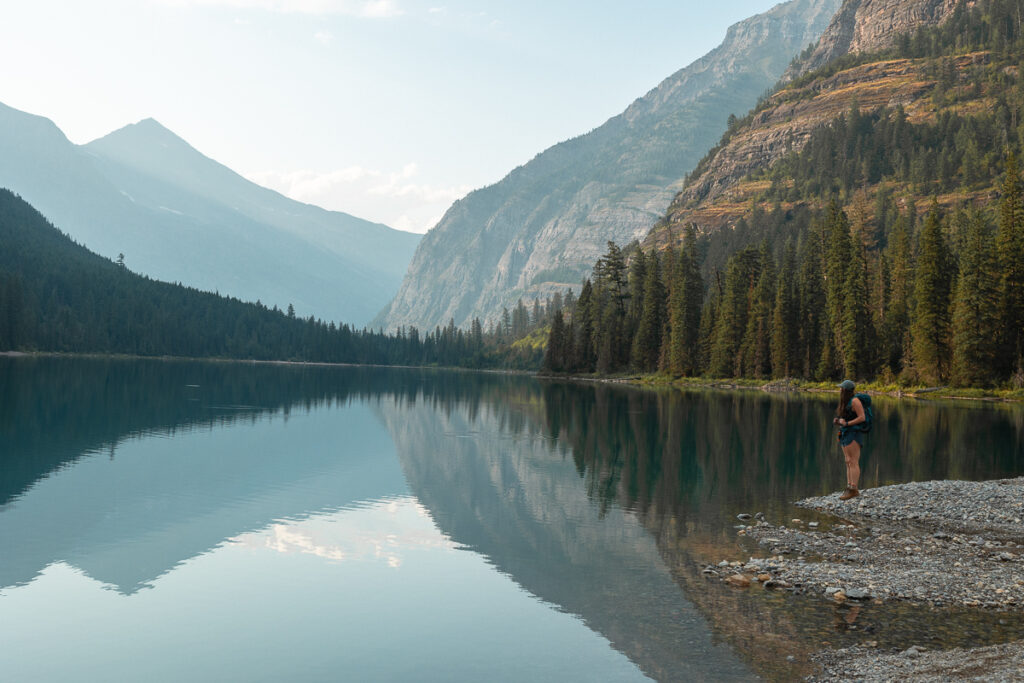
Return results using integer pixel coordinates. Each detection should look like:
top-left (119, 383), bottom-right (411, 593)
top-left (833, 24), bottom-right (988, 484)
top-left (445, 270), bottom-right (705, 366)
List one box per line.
top-left (1, 358), bottom-right (1022, 681)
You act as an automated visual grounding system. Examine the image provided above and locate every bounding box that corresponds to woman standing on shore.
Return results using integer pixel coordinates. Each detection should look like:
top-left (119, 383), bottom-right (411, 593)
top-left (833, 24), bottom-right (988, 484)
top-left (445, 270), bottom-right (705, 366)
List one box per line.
top-left (834, 379), bottom-right (867, 500)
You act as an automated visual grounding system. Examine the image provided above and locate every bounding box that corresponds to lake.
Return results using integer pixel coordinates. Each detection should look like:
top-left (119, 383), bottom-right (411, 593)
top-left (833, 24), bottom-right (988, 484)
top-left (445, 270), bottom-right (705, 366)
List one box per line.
top-left (2, 357), bottom-right (1023, 681)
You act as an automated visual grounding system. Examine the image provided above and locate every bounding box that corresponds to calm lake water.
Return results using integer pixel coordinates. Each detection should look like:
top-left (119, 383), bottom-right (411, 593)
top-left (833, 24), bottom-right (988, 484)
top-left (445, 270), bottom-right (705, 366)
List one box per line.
top-left (2, 357), bottom-right (1023, 681)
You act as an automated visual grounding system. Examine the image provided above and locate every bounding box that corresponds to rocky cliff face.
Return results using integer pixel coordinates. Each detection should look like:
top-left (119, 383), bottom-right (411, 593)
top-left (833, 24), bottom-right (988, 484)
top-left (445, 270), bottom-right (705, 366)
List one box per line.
top-left (793, 0), bottom-right (974, 75)
top-left (375, 0), bottom-right (841, 331)
top-left (651, 0), bottom-right (985, 246)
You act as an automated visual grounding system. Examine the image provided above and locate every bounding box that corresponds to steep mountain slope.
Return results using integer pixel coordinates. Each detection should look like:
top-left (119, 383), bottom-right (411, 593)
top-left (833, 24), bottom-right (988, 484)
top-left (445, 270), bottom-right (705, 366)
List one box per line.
top-left (646, 0), bottom-right (1002, 247)
top-left (792, 0), bottom-right (971, 75)
top-left (0, 103), bottom-right (419, 324)
top-left (375, 0), bottom-right (841, 331)
top-left (85, 119), bottom-right (418, 291)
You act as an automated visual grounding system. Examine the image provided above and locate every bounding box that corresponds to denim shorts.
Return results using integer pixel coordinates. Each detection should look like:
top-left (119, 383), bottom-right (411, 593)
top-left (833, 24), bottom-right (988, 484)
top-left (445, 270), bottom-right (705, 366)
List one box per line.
top-left (839, 429), bottom-right (864, 447)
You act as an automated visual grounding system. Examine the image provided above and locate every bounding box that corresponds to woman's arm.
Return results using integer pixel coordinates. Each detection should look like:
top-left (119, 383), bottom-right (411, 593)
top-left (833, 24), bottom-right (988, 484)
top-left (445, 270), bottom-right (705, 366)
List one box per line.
top-left (840, 397), bottom-right (866, 427)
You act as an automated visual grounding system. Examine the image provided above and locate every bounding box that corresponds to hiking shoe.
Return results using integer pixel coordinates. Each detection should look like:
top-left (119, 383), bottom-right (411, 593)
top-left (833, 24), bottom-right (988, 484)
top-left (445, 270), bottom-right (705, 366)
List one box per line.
top-left (839, 486), bottom-right (859, 501)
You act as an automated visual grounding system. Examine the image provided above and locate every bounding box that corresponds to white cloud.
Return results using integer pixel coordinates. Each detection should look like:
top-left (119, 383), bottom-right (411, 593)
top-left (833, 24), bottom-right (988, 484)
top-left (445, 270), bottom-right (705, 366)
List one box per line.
top-left (314, 29), bottom-right (334, 44)
top-left (247, 163), bottom-right (471, 233)
top-left (158, 0), bottom-right (404, 18)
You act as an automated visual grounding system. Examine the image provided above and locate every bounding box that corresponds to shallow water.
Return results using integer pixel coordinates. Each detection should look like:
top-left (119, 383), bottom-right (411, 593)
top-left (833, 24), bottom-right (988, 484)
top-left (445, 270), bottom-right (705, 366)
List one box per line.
top-left (1, 358), bottom-right (1022, 681)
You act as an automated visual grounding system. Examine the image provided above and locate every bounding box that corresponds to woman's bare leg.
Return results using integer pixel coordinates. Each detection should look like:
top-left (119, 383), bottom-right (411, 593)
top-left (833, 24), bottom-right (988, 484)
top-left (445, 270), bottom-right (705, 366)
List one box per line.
top-left (842, 441), bottom-right (861, 489)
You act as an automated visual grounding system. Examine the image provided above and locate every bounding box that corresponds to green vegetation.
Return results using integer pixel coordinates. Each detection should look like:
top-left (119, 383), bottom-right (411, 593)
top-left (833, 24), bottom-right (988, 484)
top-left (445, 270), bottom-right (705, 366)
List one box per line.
top-left (545, 154), bottom-right (1024, 388)
top-left (0, 190), bottom-right (562, 369)
top-left (547, 0), bottom-right (1024, 390)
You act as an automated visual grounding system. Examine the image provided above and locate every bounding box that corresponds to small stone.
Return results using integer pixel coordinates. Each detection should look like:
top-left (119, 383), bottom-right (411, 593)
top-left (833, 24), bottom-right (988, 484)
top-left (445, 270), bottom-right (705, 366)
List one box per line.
top-left (754, 512), bottom-right (765, 521)
top-left (833, 591), bottom-right (847, 602)
top-left (792, 518), bottom-right (803, 524)
top-left (808, 522), bottom-right (819, 528)
top-left (999, 552), bottom-right (1016, 561)
top-left (845, 588), bottom-right (871, 600)
top-left (757, 574), bottom-right (771, 582)
top-left (786, 655), bottom-right (795, 663)
top-left (737, 513), bottom-right (752, 521)
top-left (718, 561), bottom-right (730, 568)
top-left (725, 574), bottom-right (751, 588)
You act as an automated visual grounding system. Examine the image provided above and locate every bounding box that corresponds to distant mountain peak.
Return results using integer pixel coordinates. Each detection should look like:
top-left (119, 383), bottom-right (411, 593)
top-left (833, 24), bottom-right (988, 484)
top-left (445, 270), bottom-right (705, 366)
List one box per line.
top-left (89, 117), bottom-right (197, 156)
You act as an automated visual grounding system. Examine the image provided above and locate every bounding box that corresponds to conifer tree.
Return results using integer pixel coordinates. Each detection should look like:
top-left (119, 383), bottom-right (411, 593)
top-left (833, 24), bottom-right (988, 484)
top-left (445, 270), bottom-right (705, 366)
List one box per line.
top-left (668, 225), bottom-right (704, 376)
top-left (952, 212), bottom-right (1000, 386)
top-left (738, 244), bottom-right (775, 379)
top-left (625, 249), bottom-right (648, 343)
top-left (997, 151), bottom-right (1024, 377)
top-left (632, 255), bottom-right (666, 371)
top-left (543, 310), bottom-right (568, 373)
top-left (842, 212), bottom-right (873, 378)
top-left (697, 274), bottom-right (721, 375)
top-left (911, 204), bottom-right (954, 384)
top-left (572, 279), bottom-right (597, 372)
top-left (797, 230), bottom-right (826, 378)
top-left (884, 211), bottom-right (914, 375)
top-left (770, 241), bottom-right (798, 378)
top-left (593, 242), bottom-right (628, 372)
top-left (819, 202), bottom-right (851, 379)
top-left (710, 247), bottom-right (760, 377)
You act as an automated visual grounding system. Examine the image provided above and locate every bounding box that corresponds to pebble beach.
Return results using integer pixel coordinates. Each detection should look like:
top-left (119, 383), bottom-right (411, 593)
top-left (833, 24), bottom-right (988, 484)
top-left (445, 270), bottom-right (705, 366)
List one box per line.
top-left (701, 478), bottom-right (1024, 680)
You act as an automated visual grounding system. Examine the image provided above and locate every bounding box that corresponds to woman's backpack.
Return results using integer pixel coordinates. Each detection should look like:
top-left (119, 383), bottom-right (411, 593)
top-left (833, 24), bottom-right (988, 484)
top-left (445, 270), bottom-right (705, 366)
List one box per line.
top-left (854, 393), bottom-right (874, 433)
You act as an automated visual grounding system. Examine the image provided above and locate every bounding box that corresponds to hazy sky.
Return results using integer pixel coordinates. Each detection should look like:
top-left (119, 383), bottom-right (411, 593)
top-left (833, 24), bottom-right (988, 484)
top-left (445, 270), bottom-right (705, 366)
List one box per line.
top-left (1, 0), bottom-right (783, 233)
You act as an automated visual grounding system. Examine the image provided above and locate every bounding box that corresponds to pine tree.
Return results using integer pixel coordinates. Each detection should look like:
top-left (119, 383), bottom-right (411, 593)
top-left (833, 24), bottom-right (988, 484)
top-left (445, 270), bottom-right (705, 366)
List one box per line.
top-left (632, 253), bottom-right (667, 372)
top-left (952, 211), bottom-right (1001, 386)
top-left (668, 225), bottom-right (704, 376)
top-left (997, 151), bottom-right (1024, 377)
top-left (543, 310), bottom-right (568, 372)
top-left (697, 274), bottom-right (721, 375)
top-left (884, 211), bottom-right (914, 375)
top-left (911, 203), bottom-right (954, 384)
top-left (842, 211), bottom-right (873, 379)
top-left (572, 279), bottom-right (597, 372)
top-left (710, 247), bottom-right (760, 377)
top-left (738, 244), bottom-right (775, 379)
top-left (819, 202), bottom-right (850, 379)
top-left (770, 241), bottom-right (798, 378)
top-left (797, 230), bottom-right (826, 379)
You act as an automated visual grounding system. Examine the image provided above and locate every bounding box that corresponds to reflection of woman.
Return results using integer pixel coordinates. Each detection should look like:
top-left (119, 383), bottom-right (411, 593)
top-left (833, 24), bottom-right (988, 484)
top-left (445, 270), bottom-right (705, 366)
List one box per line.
top-left (833, 379), bottom-right (866, 500)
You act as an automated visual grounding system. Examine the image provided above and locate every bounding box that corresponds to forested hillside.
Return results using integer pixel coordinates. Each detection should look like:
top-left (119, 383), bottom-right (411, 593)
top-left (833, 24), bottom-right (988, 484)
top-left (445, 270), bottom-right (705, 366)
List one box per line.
top-left (0, 105), bottom-right (418, 326)
top-left (376, 0), bottom-right (840, 331)
top-left (546, 0), bottom-right (1024, 388)
top-left (0, 190), bottom-right (557, 369)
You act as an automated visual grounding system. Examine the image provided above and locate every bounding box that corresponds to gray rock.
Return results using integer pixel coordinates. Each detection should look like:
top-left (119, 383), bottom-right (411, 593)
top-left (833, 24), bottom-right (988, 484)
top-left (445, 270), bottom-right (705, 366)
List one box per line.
top-left (375, 0), bottom-right (844, 331)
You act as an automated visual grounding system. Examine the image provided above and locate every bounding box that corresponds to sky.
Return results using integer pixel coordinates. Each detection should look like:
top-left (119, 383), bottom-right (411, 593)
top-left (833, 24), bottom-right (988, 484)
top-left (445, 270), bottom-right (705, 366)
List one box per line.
top-left (0, 0), bottom-right (785, 233)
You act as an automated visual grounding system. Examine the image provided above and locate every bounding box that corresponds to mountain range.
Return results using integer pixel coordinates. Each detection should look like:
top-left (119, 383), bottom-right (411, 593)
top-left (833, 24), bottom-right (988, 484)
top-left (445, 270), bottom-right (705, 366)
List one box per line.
top-left (374, 0), bottom-right (842, 331)
top-left (0, 104), bottom-right (419, 325)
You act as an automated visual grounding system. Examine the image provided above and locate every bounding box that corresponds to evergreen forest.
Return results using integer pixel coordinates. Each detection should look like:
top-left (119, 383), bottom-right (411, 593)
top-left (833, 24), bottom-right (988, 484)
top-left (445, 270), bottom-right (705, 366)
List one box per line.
top-left (545, 0), bottom-right (1024, 388)
top-left (0, 189), bottom-right (563, 369)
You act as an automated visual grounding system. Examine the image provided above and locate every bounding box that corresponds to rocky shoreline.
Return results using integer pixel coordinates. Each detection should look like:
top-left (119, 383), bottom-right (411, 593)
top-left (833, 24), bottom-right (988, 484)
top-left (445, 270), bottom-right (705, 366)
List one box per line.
top-left (701, 478), bottom-right (1024, 680)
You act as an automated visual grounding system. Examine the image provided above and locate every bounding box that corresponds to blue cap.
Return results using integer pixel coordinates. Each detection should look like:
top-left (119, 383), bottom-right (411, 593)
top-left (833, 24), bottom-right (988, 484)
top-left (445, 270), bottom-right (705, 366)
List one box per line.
top-left (838, 379), bottom-right (855, 390)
